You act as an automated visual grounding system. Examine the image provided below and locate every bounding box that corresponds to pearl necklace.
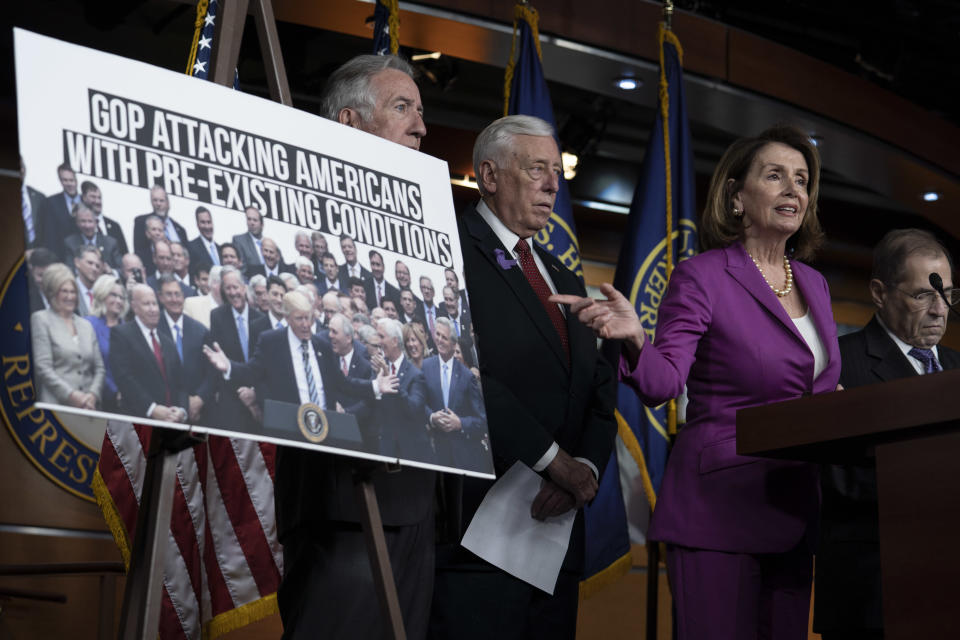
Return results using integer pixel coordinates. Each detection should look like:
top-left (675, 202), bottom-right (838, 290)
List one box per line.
top-left (749, 254), bottom-right (793, 297)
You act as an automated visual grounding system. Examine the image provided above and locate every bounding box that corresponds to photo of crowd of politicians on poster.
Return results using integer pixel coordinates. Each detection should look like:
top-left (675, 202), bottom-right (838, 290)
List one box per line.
top-left (16, 30), bottom-right (493, 477)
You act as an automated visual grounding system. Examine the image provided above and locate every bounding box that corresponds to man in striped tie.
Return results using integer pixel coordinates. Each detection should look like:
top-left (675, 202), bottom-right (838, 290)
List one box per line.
top-left (273, 53), bottom-right (433, 640)
top-left (816, 228), bottom-right (960, 639)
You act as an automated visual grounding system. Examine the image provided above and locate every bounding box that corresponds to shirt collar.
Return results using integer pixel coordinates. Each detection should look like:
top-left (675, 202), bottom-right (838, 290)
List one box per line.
top-left (876, 314), bottom-right (940, 361)
top-left (134, 315), bottom-right (158, 341)
top-left (164, 310), bottom-right (182, 329)
top-left (477, 199), bottom-right (531, 257)
top-left (232, 305), bottom-right (248, 323)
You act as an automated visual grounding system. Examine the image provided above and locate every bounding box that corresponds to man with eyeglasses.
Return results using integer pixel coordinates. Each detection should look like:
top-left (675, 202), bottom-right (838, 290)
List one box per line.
top-left (430, 115), bottom-right (616, 639)
top-left (815, 228), bottom-right (960, 640)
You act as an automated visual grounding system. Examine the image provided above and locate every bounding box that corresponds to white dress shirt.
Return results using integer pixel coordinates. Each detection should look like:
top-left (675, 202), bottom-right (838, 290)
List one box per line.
top-left (287, 328), bottom-right (325, 408)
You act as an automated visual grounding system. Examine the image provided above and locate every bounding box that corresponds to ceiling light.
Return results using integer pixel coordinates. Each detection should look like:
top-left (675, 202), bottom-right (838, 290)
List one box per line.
top-left (562, 152), bottom-right (579, 180)
top-left (450, 175), bottom-right (478, 190)
top-left (614, 76), bottom-right (640, 91)
top-left (923, 191), bottom-right (940, 202)
top-left (412, 51), bottom-right (441, 61)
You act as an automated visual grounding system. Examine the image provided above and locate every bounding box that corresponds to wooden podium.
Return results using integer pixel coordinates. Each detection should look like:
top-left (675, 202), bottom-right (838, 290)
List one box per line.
top-left (737, 368), bottom-right (960, 639)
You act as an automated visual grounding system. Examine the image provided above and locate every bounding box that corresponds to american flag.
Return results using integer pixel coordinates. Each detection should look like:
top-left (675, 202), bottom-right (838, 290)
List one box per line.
top-left (93, 1), bottom-right (281, 638)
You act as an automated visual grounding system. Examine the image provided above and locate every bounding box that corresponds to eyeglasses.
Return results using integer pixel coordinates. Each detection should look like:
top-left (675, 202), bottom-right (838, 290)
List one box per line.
top-left (895, 286), bottom-right (960, 307)
top-left (522, 164), bottom-right (561, 182)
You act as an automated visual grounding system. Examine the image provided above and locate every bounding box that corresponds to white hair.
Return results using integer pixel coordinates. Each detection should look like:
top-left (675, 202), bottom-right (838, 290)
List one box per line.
top-left (376, 317), bottom-right (404, 344)
top-left (472, 115), bottom-right (556, 197)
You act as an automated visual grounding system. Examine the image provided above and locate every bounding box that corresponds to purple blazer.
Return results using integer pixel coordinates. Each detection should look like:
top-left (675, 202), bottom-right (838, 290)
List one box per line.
top-left (622, 243), bottom-right (841, 554)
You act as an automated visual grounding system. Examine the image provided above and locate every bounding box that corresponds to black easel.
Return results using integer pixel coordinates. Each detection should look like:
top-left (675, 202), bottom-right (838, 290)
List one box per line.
top-left (115, 2), bottom-right (406, 637)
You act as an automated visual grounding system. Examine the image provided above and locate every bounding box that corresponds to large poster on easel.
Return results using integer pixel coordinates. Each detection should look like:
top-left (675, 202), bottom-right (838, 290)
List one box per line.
top-left (15, 28), bottom-right (494, 479)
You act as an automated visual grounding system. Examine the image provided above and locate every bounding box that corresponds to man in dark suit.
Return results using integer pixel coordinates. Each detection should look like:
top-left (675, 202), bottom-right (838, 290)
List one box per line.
top-left (147, 239), bottom-right (196, 298)
top-left (73, 245), bottom-right (102, 317)
top-left (430, 115), bottom-right (616, 639)
top-left (318, 252), bottom-right (348, 295)
top-left (20, 157), bottom-right (46, 249)
top-left (232, 206), bottom-right (266, 269)
top-left (337, 235), bottom-right (371, 284)
top-left (418, 275), bottom-right (447, 336)
top-left (395, 260), bottom-right (421, 308)
top-left (208, 266), bottom-right (266, 431)
top-left (398, 288), bottom-right (425, 326)
top-left (326, 312), bottom-right (375, 423)
top-left (373, 317), bottom-right (430, 462)
top-left (445, 267), bottom-right (469, 310)
top-left (170, 242), bottom-right (197, 293)
top-left (63, 202), bottom-right (122, 270)
top-left (363, 249), bottom-right (399, 311)
top-left (109, 284), bottom-right (189, 422)
top-left (157, 275), bottom-right (215, 423)
top-left (245, 237), bottom-right (291, 280)
top-left (422, 317), bottom-right (488, 473)
top-left (132, 185), bottom-right (188, 265)
top-left (219, 243), bottom-right (243, 272)
top-left (441, 285), bottom-right (471, 340)
top-left (80, 181), bottom-right (128, 256)
top-left (187, 206), bottom-right (221, 269)
top-left (27, 248), bottom-right (57, 313)
top-left (272, 54), bottom-right (433, 640)
top-left (38, 163), bottom-right (82, 259)
top-left (815, 229), bottom-right (960, 640)
top-left (136, 215), bottom-right (167, 276)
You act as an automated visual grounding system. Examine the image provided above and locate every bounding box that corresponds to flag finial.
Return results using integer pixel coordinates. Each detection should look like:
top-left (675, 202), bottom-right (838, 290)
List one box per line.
top-left (663, 0), bottom-right (674, 30)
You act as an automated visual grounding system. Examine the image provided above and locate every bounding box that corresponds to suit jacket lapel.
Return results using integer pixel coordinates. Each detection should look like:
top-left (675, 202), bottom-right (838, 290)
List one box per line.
top-left (464, 208), bottom-right (568, 370)
top-left (864, 316), bottom-right (917, 381)
top-left (724, 244), bottom-right (806, 347)
top-left (132, 323), bottom-right (165, 379)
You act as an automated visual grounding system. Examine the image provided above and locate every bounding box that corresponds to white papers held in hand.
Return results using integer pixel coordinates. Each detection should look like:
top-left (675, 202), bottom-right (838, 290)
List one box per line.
top-left (460, 461), bottom-right (576, 594)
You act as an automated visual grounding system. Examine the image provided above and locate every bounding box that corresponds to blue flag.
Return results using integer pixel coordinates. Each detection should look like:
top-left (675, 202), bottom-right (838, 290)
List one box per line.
top-left (502, 3), bottom-right (630, 594)
top-left (372, 0), bottom-right (396, 56)
top-left (505, 5), bottom-right (583, 280)
top-left (613, 24), bottom-right (698, 515)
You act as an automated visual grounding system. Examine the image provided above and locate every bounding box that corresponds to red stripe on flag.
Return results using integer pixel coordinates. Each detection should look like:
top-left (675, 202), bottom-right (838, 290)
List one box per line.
top-left (170, 474), bottom-right (203, 601)
top-left (208, 436), bottom-right (280, 594)
top-left (195, 441), bottom-right (234, 616)
top-left (158, 585), bottom-right (190, 640)
top-left (98, 430), bottom-right (140, 537)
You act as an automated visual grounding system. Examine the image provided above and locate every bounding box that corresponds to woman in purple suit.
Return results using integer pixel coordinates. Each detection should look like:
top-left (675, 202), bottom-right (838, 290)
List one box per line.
top-left (554, 125), bottom-right (841, 639)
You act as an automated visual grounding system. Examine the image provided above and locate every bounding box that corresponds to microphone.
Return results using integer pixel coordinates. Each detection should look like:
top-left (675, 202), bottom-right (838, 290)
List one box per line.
top-left (928, 273), bottom-right (960, 320)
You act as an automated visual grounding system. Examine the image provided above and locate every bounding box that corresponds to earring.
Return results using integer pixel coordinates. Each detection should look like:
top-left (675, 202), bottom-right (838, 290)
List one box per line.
top-left (733, 207), bottom-right (743, 219)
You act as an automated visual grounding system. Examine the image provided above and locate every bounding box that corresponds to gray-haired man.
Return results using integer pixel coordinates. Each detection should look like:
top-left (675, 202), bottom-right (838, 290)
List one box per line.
top-left (276, 54), bottom-right (433, 640)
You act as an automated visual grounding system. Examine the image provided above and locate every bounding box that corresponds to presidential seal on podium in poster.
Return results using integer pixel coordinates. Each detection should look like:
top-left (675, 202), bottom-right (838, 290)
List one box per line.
top-left (297, 402), bottom-right (328, 443)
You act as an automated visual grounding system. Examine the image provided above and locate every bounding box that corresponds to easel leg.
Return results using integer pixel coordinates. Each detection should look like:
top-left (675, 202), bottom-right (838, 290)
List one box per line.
top-left (116, 431), bottom-right (179, 640)
top-left (354, 475), bottom-right (407, 640)
top-left (646, 540), bottom-right (660, 640)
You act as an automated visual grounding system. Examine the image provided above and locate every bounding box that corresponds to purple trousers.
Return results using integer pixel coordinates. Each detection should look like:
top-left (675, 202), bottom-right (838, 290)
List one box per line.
top-left (666, 544), bottom-right (812, 640)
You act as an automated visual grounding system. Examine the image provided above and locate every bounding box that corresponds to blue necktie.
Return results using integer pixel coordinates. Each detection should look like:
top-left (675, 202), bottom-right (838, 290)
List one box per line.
top-left (237, 314), bottom-right (248, 361)
top-left (21, 188), bottom-right (35, 244)
top-left (441, 362), bottom-right (450, 408)
top-left (276, 321), bottom-right (283, 330)
top-left (301, 340), bottom-right (320, 405)
top-left (208, 241), bottom-right (219, 265)
top-left (908, 347), bottom-right (942, 374)
top-left (173, 324), bottom-right (183, 362)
